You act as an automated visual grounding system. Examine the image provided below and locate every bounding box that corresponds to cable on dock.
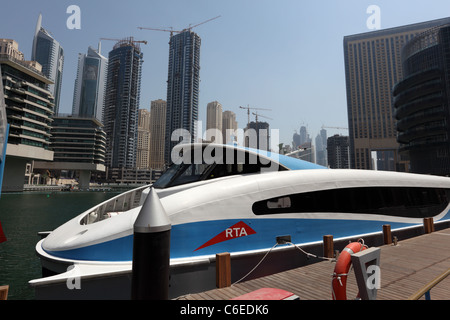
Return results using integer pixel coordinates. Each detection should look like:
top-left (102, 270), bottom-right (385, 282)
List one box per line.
top-left (231, 239), bottom-right (345, 286)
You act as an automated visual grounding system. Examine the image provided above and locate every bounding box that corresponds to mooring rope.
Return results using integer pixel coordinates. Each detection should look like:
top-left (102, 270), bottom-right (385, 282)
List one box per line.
top-left (231, 242), bottom-right (280, 286)
top-left (232, 240), bottom-right (340, 286)
top-left (287, 242), bottom-right (336, 262)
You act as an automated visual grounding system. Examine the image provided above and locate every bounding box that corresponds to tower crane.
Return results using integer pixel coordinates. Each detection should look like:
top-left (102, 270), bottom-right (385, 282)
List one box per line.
top-left (99, 37), bottom-right (148, 49)
top-left (239, 105), bottom-right (271, 126)
top-left (321, 125), bottom-right (348, 130)
top-left (137, 15), bottom-right (221, 38)
top-left (252, 111), bottom-right (273, 124)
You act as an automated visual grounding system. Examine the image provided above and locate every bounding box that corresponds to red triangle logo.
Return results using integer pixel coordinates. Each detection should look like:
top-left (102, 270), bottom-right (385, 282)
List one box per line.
top-left (194, 221), bottom-right (256, 251)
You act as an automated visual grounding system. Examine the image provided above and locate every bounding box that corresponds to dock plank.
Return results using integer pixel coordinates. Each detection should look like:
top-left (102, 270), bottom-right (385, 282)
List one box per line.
top-left (178, 228), bottom-right (450, 300)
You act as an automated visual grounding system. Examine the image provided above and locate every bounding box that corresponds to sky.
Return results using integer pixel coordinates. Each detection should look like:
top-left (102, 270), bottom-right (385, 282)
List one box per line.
top-left (2, 0), bottom-right (450, 149)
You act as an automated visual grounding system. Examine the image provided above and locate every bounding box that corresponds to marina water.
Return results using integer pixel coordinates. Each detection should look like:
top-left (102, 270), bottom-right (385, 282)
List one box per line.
top-left (0, 190), bottom-right (120, 299)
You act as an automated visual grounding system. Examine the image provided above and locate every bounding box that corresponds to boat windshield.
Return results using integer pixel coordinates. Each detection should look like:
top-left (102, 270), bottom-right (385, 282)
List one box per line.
top-left (153, 145), bottom-right (287, 189)
top-left (153, 162), bottom-right (214, 189)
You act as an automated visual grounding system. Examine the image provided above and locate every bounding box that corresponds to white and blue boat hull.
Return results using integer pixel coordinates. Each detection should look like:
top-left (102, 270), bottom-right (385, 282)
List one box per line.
top-left (29, 144), bottom-right (450, 299)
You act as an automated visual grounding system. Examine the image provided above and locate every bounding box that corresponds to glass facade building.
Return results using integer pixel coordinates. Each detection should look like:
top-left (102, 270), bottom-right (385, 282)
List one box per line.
top-left (0, 39), bottom-right (54, 191)
top-left (149, 99), bottom-right (166, 170)
top-left (31, 14), bottom-right (64, 115)
top-left (103, 38), bottom-right (143, 169)
top-left (165, 31), bottom-right (201, 164)
top-left (393, 24), bottom-right (450, 175)
top-left (72, 46), bottom-right (108, 122)
top-left (0, 46), bottom-right (54, 156)
top-left (50, 115), bottom-right (106, 166)
top-left (343, 17), bottom-right (450, 171)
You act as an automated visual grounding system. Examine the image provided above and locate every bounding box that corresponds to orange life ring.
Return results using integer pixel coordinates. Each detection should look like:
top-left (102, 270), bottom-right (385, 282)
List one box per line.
top-left (332, 241), bottom-right (367, 300)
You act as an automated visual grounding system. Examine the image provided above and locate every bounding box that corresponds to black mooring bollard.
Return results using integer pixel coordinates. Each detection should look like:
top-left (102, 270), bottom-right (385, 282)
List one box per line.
top-left (131, 187), bottom-right (171, 300)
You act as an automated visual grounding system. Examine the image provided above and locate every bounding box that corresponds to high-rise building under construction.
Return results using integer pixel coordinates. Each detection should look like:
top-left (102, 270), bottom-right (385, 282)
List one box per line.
top-left (164, 31), bottom-right (201, 164)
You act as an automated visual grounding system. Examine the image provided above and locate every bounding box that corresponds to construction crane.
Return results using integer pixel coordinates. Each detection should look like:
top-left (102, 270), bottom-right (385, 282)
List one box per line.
top-left (137, 15), bottom-right (221, 38)
top-left (239, 105), bottom-right (272, 126)
top-left (321, 125), bottom-right (348, 130)
top-left (99, 37), bottom-right (148, 48)
top-left (252, 111), bottom-right (273, 124)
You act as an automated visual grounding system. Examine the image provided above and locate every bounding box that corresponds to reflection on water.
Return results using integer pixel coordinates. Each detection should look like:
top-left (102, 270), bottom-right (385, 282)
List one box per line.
top-left (0, 191), bottom-right (119, 299)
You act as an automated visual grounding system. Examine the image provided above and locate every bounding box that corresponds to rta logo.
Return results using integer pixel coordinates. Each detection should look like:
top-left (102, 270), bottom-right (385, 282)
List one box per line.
top-left (195, 221), bottom-right (256, 251)
top-left (225, 226), bottom-right (249, 238)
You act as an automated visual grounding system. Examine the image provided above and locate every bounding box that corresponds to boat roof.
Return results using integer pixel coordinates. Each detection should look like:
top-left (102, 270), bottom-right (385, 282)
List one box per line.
top-left (174, 143), bottom-right (326, 170)
top-left (242, 146), bottom-right (326, 170)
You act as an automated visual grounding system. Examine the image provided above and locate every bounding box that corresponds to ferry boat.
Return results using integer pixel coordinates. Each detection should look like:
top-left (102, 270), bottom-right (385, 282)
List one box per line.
top-left (29, 143), bottom-right (450, 299)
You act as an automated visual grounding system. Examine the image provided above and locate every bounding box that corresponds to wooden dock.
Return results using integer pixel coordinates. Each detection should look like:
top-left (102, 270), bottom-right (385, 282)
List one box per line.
top-left (178, 227), bottom-right (450, 300)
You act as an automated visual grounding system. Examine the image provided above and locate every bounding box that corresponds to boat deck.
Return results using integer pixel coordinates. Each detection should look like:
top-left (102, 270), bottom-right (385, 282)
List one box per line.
top-left (178, 227), bottom-right (450, 300)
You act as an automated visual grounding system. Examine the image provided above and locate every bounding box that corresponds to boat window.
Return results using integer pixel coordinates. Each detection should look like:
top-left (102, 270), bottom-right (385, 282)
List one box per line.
top-left (153, 162), bottom-right (214, 188)
top-left (252, 187), bottom-right (450, 219)
top-left (153, 145), bottom-right (287, 189)
top-left (152, 163), bottom-right (181, 188)
top-left (267, 196), bottom-right (291, 209)
top-left (171, 163), bottom-right (214, 186)
top-left (206, 162), bottom-right (267, 180)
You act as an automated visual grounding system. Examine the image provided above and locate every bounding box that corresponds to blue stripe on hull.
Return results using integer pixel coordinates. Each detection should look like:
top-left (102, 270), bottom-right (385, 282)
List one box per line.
top-left (45, 234), bottom-right (135, 261)
top-left (44, 214), bottom-right (450, 262)
top-left (170, 218), bottom-right (416, 258)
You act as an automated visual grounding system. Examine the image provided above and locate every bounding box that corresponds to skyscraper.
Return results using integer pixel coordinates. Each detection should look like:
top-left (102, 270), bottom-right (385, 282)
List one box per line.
top-left (315, 128), bottom-right (327, 167)
top-left (299, 126), bottom-right (309, 146)
top-left (394, 24), bottom-right (450, 175)
top-left (206, 101), bottom-right (222, 142)
top-left (149, 99), bottom-right (166, 170)
top-left (222, 110), bottom-right (237, 144)
top-left (31, 14), bottom-right (64, 114)
top-left (165, 31), bottom-right (201, 164)
top-left (72, 45), bottom-right (108, 121)
top-left (103, 38), bottom-right (143, 169)
top-left (343, 17), bottom-right (450, 171)
top-left (292, 131), bottom-right (300, 150)
top-left (136, 109), bottom-right (151, 169)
